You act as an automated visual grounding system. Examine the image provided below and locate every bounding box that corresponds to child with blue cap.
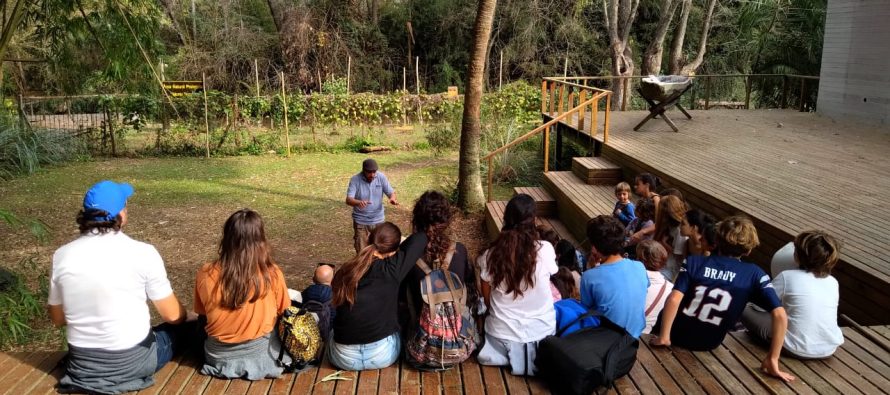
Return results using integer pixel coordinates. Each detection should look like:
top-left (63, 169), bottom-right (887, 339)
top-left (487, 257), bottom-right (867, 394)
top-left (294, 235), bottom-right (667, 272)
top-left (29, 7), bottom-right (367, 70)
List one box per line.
top-left (48, 180), bottom-right (197, 394)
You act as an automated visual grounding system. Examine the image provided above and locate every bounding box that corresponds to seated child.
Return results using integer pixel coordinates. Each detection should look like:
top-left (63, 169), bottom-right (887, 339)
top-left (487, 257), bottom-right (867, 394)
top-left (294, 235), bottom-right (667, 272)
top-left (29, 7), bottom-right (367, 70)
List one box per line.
top-left (302, 263), bottom-right (336, 340)
top-left (651, 215), bottom-right (794, 382)
top-left (624, 198), bottom-right (655, 257)
top-left (555, 239), bottom-right (582, 289)
top-left (613, 182), bottom-right (636, 226)
top-left (580, 215), bottom-right (649, 338)
top-left (741, 230), bottom-right (844, 359)
top-left (653, 196), bottom-right (688, 281)
top-left (683, 209), bottom-right (716, 256)
top-left (635, 240), bottom-right (674, 334)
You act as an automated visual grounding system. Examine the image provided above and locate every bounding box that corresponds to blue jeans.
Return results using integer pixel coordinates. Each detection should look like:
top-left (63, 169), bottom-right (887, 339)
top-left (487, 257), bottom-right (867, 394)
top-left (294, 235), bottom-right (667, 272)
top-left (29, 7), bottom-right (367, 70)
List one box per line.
top-left (327, 332), bottom-right (400, 371)
top-left (153, 321), bottom-right (199, 372)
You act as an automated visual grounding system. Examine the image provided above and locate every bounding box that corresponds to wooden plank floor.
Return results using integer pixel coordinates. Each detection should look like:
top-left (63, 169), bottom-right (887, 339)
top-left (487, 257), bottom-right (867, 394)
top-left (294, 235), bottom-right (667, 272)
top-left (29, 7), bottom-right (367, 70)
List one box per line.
top-left (546, 109), bottom-right (890, 324)
top-left (6, 325), bottom-right (890, 394)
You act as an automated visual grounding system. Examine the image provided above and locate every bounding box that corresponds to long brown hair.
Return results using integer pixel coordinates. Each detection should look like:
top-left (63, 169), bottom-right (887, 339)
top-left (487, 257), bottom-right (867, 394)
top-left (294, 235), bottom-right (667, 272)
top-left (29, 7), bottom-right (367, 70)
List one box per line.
top-left (412, 190), bottom-right (452, 267)
top-left (653, 195), bottom-right (687, 246)
top-left (214, 209), bottom-right (277, 310)
top-left (332, 222), bottom-right (401, 307)
top-left (484, 194), bottom-right (538, 298)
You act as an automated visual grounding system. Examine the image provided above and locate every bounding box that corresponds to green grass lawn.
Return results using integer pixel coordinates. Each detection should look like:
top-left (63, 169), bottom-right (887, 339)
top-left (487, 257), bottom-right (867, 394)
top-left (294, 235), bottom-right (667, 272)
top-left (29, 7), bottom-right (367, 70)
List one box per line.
top-left (0, 149), bottom-right (518, 350)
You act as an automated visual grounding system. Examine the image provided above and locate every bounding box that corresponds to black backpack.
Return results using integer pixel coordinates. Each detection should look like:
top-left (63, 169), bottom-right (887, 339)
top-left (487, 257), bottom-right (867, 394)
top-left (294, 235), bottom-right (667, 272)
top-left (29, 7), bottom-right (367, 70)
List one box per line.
top-left (535, 309), bottom-right (639, 395)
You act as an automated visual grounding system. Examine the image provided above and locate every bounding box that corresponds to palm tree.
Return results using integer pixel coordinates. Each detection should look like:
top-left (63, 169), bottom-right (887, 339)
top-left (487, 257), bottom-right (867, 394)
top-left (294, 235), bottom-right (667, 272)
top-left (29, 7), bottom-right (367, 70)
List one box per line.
top-left (457, 0), bottom-right (498, 211)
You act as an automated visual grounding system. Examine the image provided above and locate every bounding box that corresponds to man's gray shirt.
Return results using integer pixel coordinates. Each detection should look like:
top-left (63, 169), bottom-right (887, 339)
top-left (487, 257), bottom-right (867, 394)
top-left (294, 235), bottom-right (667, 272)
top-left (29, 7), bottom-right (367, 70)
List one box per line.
top-left (346, 172), bottom-right (393, 225)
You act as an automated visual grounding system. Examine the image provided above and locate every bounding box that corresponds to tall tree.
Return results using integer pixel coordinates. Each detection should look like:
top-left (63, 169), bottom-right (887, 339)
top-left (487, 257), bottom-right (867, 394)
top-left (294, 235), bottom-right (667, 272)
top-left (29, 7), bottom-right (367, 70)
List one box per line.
top-left (456, 0), bottom-right (497, 211)
top-left (604, 0), bottom-right (640, 107)
top-left (668, 0), bottom-right (718, 75)
top-left (642, 0), bottom-right (680, 75)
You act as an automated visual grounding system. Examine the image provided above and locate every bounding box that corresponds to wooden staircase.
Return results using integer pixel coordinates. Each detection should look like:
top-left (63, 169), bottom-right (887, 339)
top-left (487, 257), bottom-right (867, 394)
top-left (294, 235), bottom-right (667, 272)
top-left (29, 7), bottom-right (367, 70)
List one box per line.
top-left (485, 156), bottom-right (624, 248)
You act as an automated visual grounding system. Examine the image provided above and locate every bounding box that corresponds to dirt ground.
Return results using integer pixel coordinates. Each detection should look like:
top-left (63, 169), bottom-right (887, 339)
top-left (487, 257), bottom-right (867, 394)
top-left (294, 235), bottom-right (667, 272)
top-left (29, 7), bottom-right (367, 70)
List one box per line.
top-left (0, 152), bottom-right (490, 351)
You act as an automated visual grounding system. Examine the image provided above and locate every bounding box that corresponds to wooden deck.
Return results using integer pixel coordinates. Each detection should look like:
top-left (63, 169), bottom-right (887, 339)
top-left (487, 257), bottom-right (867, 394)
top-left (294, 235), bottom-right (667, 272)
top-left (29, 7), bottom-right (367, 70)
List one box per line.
top-left (4, 326), bottom-right (889, 394)
top-left (545, 109), bottom-right (890, 325)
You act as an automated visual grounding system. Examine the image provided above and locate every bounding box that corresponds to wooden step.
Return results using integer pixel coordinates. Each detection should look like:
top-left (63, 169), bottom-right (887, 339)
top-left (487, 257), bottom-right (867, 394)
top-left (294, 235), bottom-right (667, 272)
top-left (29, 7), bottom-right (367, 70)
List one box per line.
top-left (513, 186), bottom-right (556, 217)
top-left (543, 171), bottom-right (618, 245)
top-left (572, 156), bottom-right (623, 185)
top-left (484, 200), bottom-right (579, 246)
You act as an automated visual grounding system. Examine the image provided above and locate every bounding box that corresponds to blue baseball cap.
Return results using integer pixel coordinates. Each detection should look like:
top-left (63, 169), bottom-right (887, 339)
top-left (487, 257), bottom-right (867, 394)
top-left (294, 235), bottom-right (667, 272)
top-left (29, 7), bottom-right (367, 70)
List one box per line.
top-left (83, 180), bottom-right (134, 221)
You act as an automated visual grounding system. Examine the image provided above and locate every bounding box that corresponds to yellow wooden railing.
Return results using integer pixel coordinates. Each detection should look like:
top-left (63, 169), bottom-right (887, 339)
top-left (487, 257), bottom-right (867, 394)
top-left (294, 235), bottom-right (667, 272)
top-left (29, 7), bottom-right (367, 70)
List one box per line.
top-left (483, 78), bottom-right (612, 202)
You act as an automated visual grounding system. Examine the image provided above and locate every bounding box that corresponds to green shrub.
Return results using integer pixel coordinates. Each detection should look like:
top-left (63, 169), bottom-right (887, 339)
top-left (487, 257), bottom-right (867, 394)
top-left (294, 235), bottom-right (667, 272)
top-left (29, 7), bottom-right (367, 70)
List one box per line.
top-left (0, 264), bottom-right (46, 348)
top-left (0, 116), bottom-right (87, 180)
top-left (425, 124), bottom-right (460, 154)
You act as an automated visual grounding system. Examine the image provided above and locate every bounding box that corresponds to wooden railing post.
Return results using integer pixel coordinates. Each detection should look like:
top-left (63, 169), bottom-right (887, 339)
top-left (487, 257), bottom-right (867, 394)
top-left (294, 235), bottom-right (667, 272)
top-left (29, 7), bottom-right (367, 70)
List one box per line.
top-left (543, 123), bottom-right (550, 173)
top-left (704, 76), bottom-right (711, 110)
top-left (604, 93), bottom-right (611, 144)
top-left (487, 157), bottom-right (493, 203)
top-left (591, 95), bottom-right (599, 141)
top-left (621, 78), bottom-right (629, 111)
top-left (799, 78), bottom-right (807, 112)
top-left (578, 90), bottom-right (587, 132)
top-left (541, 80), bottom-right (547, 113)
top-left (549, 81), bottom-right (556, 115)
top-left (744, 76), bottom-right (752, 109)
top-left (557, 82), bottom-right (565, 115)
top-left (781, 75), bottom-right (789, 109)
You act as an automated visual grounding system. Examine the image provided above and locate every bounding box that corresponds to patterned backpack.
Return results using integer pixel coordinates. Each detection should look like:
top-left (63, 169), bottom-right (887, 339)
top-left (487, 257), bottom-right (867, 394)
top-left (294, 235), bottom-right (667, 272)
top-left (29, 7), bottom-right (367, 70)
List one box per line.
top-left (405, 244), bottom-right (478, 370)
top-left (276, 305), bottom-right (322, 371)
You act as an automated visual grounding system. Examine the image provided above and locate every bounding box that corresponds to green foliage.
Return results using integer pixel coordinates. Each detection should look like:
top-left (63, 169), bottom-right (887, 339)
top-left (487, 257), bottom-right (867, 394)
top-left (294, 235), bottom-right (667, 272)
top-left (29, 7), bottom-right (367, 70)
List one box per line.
top-left (425, 124), bottom-right (460, 155)
top-left (0, 264), bottom-right (46, 348)
top-left (0, 115), bottom-right (87, 180)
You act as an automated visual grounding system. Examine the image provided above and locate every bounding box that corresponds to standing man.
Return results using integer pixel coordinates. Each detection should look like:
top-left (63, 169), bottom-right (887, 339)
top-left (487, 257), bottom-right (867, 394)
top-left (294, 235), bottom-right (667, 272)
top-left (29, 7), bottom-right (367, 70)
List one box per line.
top-left (47, 180), bottom-right (196, 394)
top-left (346, 158), bottom-right (398, 253)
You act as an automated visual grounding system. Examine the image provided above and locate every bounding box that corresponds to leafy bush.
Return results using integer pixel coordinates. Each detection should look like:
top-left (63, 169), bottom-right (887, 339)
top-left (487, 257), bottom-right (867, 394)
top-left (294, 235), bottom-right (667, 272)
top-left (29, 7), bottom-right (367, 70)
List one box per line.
top-left (0, 264), bottom-right (46, 348)
top-left (425, 124), bottom-right (460, 154)
top-left (0, 116), bottom-right (87, 180)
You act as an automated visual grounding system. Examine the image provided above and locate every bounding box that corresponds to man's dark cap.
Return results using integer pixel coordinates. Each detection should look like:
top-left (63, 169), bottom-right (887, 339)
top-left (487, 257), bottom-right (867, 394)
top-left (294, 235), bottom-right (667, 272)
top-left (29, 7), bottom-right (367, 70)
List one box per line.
top-left (362, 158), bottom-right (379, 172)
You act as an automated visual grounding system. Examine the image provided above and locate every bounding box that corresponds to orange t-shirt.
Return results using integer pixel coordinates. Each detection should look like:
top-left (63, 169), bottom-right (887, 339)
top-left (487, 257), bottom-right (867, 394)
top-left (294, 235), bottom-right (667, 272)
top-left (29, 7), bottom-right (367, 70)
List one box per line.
top-left (194, 262), bottom-right (289, 344)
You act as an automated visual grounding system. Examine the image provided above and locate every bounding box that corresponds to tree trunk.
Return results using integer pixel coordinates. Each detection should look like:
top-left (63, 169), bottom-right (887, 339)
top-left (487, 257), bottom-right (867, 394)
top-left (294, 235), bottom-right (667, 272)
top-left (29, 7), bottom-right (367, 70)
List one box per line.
top-left (158, 0), bottom-right (187, 45)
top-left (266, 0), bottom-right (283, 34)
top-left (642, 0), bottom-right (679, 76)
top-left (457, 0), bottom-right (498, 212)
top-left (604, 0), bottom-right (640, 108)
top-left (668, 0), bottom-right (691, 75)
top-left (680, 0), bottom-right (718, 75)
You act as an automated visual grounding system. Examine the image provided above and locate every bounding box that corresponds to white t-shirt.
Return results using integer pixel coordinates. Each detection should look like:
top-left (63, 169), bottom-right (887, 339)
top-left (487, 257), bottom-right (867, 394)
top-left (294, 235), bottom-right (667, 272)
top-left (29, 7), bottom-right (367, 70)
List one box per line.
top-left (48, 231), bottom-right (174, 350)
top-left (478, 241), bottom-right (558, 343)
top-left (661, 226), bottom-right (688, 281)
top-left (643, 270), bottom-right (673, 334)
top-left (774, 269), bottom-right (844, 358)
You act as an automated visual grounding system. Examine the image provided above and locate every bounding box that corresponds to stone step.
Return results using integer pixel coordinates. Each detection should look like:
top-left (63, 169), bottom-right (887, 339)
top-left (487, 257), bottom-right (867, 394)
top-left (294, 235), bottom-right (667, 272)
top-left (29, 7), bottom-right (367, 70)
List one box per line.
top-left (512, 186), bottom-right (556, 217)
top-left (571, 156), bottom-right (623, 185)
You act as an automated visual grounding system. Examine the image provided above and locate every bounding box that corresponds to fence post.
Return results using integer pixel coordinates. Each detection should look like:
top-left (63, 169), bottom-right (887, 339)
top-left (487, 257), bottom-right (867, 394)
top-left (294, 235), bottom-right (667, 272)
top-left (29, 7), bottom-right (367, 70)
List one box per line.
top-left (604, 94), bottom-right (611, 145)
top-left (578, 90), bottom-right (587, 132)
top-left (543, 123), bottom-right (550, 173)
top-left (621, 78), bottom-right (629, 112)
top-left (202, 72), bottom-right (210, 159)
top-left (254, 59), bottom-right (260, 97)
top-left (781, 75), bottom-right (789, 109)
top-left (549, 81), bottom-right (556, 115)
top-left (347, 56), bottom-right (352, 95)
top-left (487, 157), bottom-right (493, 203)
top-left (499, 51), bottom-right (504, 90)
top-left (557, 83), bottom-right (565, 115)
top-left (704, 76), bottom-right (711, 110)
top-left (541, 80), bottom-right (547, 113)
top-left (799, 78), bottom-right (806, 112)
top-left (281, 71), bottom-right (291, 158)
top-left (745, 76), bottom-right (752, 109)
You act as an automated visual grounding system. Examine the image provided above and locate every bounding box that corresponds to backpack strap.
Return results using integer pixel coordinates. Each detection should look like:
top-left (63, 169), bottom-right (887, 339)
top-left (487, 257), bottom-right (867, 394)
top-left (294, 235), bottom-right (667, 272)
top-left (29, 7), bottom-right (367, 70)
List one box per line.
top-left (440, 243), bottom-right (457, 271)
top-left (644, 281), bottom-right (668, 316)
top-left (415, 258), bottom-right (433, 275)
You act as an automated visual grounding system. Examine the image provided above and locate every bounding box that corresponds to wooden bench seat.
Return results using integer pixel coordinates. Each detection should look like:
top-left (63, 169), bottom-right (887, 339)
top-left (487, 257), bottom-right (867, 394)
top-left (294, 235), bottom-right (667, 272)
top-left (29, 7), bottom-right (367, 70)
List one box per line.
top-left (5, 325), bottom-right (889, 394)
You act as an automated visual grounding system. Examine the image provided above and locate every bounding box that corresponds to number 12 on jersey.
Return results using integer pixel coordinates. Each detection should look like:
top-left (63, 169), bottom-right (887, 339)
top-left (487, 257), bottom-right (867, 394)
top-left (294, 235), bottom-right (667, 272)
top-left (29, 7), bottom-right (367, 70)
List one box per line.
top-left (682, 285), bottom-right (733, 325)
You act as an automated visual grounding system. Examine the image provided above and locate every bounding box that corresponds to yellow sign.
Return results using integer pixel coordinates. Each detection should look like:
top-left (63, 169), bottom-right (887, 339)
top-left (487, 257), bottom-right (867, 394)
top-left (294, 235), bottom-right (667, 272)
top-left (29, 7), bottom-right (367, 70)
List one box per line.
top-left (447, 86), bottom-right (459, 98)
top-left (162, 81), bottom-right (204, 97)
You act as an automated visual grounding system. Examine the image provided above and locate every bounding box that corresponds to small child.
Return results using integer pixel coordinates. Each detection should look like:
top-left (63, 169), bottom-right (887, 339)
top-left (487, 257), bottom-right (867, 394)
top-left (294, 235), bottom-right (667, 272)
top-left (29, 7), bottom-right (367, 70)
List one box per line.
top-left (651, 216), bottom-right (794, 382)
top-left (302, 263), bottom-right (336, 339)
top-left (554, 239), bottom-right (582, 289)
top-left (741, 230), bottom-right (844, 359)
top-left (636, 240), bottom-right (674, 334)
top-left (625, 198), bottom-right (656, 257)
top-left (613, 182), bottom-right (636, 226)
top-left (682, 209), bottom-right (716, 256)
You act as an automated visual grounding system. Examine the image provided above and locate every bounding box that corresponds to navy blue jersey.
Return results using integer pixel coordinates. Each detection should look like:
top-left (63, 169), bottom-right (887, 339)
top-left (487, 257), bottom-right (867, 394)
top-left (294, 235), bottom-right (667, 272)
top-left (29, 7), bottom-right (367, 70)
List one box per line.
top-left (670, 255), bottom-right (782, 351)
